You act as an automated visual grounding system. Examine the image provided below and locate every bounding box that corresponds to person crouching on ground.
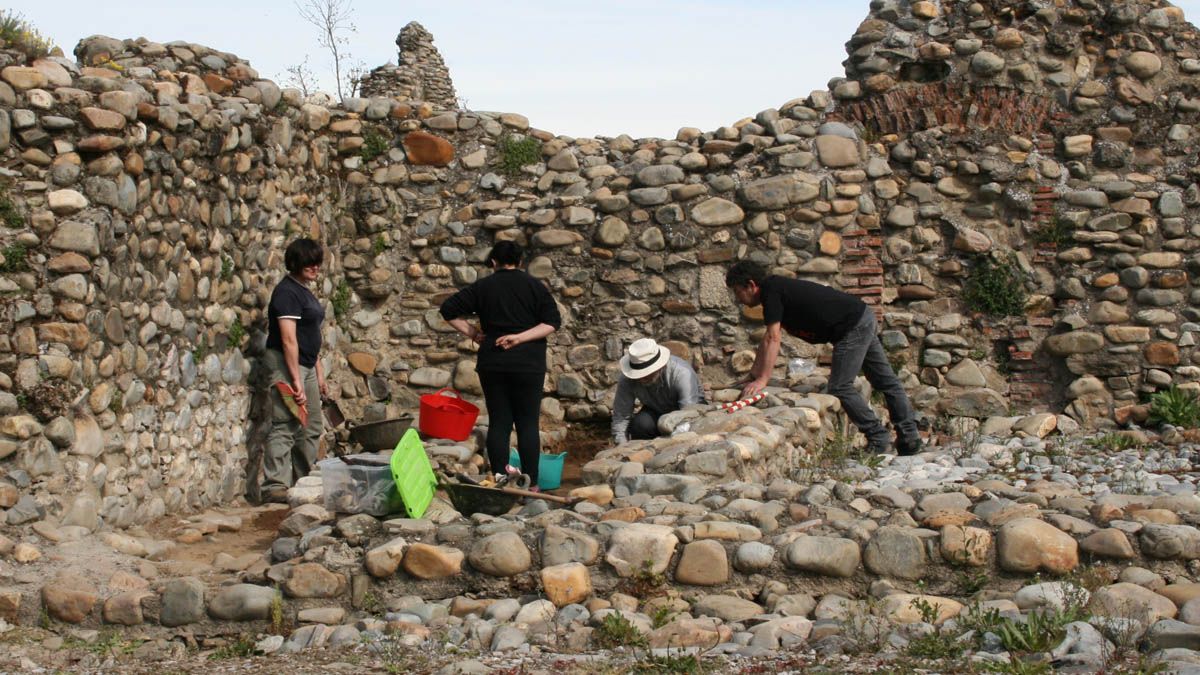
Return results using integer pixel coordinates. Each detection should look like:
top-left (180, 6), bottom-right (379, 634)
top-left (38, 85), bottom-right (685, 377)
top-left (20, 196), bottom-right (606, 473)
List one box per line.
top-left (611, 338), bottom-right (705, 445)
top-left (439, 241), bottom-right (561, 489)
top-left (725, 260), bottom-right (922, 455)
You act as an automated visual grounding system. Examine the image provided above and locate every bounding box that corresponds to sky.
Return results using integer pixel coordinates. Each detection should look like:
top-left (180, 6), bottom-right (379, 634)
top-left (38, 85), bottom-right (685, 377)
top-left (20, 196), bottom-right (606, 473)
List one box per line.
top-left (13, 1), bottom-right (1200, 139)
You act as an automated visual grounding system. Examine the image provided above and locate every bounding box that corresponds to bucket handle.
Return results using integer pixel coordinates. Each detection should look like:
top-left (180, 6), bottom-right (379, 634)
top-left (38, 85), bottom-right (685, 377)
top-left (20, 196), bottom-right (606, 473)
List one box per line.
top-left (429, 387), bottom-right (463, 399)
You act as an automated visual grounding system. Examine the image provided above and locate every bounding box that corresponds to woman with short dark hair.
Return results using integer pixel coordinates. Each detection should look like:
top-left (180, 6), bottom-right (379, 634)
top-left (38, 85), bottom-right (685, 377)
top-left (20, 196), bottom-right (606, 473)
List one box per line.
top-left (261, 238), bottom-right (328, 502)
top-left (439, 241), bottom-right (561, 488)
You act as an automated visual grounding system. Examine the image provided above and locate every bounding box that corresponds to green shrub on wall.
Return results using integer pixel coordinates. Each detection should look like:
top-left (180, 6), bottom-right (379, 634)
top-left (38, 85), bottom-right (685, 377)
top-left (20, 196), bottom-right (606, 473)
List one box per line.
top-left (964, 253), bottom-right (1028, 317)
top-left (496, 134), bottom-right (542, 176)
top-left (359, 127), bottom-right (390, 163)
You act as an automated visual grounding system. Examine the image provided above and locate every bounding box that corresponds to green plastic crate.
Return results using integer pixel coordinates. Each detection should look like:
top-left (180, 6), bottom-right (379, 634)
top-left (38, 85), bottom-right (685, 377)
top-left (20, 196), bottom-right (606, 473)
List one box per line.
top-left (389, 428), bottom-right (437, 519)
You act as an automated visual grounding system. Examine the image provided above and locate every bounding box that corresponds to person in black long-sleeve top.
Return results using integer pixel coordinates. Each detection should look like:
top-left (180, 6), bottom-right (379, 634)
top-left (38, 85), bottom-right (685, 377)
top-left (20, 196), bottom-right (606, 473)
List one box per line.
top-left (439, 241), bottom-right (561, 487)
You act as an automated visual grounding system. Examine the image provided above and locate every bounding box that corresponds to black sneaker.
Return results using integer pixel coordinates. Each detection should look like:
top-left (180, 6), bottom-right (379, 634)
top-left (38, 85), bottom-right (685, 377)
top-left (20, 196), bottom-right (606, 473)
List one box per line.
top-left (896, 436), bottom-right (923, 456)
top-left (261, 487), bottom-right (289, 504)
top-left (867, 440), bottom-right (893, 454)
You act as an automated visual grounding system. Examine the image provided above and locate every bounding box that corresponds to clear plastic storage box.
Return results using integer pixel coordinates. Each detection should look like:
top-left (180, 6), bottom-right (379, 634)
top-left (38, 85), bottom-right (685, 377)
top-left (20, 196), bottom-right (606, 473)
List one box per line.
top-left (317, 454), bottom-right (405, 516)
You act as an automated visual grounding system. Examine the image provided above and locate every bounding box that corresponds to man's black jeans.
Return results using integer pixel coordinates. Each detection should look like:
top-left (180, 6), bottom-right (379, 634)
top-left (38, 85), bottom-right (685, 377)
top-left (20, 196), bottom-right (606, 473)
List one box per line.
top-left (827, 308), bottom-right (919, 451)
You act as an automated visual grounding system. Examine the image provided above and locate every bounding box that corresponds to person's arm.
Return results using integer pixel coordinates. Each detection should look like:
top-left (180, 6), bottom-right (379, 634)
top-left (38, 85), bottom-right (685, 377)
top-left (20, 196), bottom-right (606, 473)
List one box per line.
top-left (278, 318), bottom-right (306, 406)
top-left (611, 377), bottom-right (635, 444)
top-left (316, 358), bottom-right (328, 398)
top-left (447, 318), bottom-right (483, 344)
top-left (495, 323), bottom-right (555, 350)
top-left (741, 322), bottom-right (782, 398)
top-left (673, 362), bottom-right (703, 407)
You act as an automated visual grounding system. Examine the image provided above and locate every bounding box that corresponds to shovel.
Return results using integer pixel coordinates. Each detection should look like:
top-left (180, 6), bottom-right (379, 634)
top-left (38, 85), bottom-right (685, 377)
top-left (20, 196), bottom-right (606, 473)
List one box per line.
top-left (452, 472), bottom-right (577, 505)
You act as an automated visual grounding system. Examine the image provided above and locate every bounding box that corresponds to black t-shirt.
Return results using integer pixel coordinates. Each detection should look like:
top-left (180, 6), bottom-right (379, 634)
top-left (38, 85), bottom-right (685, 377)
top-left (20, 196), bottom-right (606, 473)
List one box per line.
top-left (266, 276), bottom-right (325, 367)
top-left (760, 275), bottom-right (866, 344)
top-left (439, 268), bottom-right (562, 373)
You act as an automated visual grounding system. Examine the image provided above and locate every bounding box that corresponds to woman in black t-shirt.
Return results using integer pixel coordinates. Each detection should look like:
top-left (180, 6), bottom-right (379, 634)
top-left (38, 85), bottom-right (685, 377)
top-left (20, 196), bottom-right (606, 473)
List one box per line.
top-left (439, 241), bottom-right (561, 488)
top-left (261, 238), bottom-right (327, 503)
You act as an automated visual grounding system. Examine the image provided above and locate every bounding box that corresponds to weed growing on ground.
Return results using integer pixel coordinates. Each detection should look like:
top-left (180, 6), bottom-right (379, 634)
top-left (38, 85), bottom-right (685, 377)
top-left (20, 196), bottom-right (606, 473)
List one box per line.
top-left (69, 631), bottom-right (140, 658)
top-left (208, 635), bottom-right (256, 660)
top-left (0, 242), bottom-right (29, 272)
top-left (1149, 385), bottom-right (1200, 428)
top-left (841, 597), bottom-right (887, 655)
top-left (910, 595), bottom-right (941, 625)
top-left (981, 658), bottom-right (1053, 675)
top-left (650, 605), bottom-right (675, 629)
top-left (955, 567), bottom-right (990, 596)
top-left (621, 559), bottom-right (667, 599)
top-left (907, 630), bottom-right (966, 660)
top-left (220, 255), bottom-right (235, 282)
top-left (633, 650), bottom-right (705, 674)
top-left (378, 636), bottom-right (436, 673)
top-left (359, 589), bottom-right (381, 613)
top-left (593, 611), bottom-right (648, 649)
top-left (269, 589), bottom-right (287, 635)
top-left (1089, 432), bottom-right (1141, 453)
top-left (793, 417), bottom-right (878, 481)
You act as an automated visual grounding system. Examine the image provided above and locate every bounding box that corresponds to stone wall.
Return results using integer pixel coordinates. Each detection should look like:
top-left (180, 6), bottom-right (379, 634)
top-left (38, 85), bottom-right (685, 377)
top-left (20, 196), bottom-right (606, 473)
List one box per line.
top-left (1, 0), bottom-right (1200, 527)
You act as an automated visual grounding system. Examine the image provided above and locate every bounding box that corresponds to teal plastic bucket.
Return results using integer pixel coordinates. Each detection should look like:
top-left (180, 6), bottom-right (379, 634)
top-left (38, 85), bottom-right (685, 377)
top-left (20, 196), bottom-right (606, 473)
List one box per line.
top-left (507, 449), bottom-right (566, 490)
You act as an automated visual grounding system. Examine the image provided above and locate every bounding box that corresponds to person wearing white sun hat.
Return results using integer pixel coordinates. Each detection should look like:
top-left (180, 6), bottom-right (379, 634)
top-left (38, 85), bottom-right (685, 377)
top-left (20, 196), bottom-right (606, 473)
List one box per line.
top-left (611, 338), bottom-right (705, 445)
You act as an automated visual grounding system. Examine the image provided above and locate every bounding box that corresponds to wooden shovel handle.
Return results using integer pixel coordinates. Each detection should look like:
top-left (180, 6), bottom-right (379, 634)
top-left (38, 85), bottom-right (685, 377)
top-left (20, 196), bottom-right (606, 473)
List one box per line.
top-left (496, 486), bottom-right (575, 504)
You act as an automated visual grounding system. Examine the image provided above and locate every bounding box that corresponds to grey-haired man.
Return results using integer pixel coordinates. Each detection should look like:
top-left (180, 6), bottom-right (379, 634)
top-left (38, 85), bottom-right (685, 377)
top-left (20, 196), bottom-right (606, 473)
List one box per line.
top-left (611, 338), bottom-right (705, 445)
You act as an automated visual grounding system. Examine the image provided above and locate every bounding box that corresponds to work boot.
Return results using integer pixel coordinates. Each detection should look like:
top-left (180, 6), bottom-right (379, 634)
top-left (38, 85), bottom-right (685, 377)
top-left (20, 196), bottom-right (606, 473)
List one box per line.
top-left (896, 435), bottom-right (924, 456)
top-left (261, 486), bottom-right (289, 504)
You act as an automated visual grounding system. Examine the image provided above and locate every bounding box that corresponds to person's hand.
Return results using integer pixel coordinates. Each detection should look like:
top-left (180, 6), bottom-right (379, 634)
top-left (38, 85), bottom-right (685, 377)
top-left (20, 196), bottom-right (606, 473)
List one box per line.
top-left (495, 334), bottom-right (522, 350)
top-left (469, 327), bottom-right (484, 345)
top-left (740, 378), bottom-right (767, 399)
top-left (292, 379), bottom-right (307, 407)
top-left (318, 378), bottom-right (329, 399)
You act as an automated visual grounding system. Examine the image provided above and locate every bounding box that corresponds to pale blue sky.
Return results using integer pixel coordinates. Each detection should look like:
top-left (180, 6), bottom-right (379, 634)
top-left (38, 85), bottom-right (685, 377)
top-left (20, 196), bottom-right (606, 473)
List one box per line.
top-left (13, 1), bottom-right (1200, 139)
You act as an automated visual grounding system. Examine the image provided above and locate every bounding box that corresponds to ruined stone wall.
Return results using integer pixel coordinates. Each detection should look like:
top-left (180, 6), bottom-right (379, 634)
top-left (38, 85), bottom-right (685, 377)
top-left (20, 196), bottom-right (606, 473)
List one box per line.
top-left (358, 22), bottom-right (457, 109)
top-left (2, 0), bottom-right (1200, 527)
top-left (828, 0), bottom-right (1200, 427)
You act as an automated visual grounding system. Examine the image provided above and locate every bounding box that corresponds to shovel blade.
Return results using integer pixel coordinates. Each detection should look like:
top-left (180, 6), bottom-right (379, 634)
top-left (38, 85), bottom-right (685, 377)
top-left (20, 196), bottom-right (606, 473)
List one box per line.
top-left (323, 398), bottom-right (346, 428)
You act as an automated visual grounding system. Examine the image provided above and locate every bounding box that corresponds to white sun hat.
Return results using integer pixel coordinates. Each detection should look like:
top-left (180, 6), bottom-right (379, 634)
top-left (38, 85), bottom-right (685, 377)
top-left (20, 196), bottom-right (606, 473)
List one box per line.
top-left (620, 338), bottom-right (672, 379)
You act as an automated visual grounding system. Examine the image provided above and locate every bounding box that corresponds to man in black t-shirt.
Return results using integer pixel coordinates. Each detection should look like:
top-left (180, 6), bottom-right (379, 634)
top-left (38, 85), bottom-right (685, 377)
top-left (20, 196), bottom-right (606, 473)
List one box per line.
top-left (726, 261), bottom-right (922, 455)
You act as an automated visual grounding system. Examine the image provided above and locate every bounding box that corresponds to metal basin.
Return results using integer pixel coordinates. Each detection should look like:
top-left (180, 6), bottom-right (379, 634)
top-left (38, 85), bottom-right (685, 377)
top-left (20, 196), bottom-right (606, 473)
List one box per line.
top-left (348, 415), bottom-right (414, 452)
top-left (442, 482), bottom-right (519, 517)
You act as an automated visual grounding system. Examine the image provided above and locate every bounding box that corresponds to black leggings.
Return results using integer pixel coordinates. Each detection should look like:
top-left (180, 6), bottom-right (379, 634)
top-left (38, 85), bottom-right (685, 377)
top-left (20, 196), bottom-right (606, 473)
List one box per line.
top-left (478, 371), bottom-right (544, 482)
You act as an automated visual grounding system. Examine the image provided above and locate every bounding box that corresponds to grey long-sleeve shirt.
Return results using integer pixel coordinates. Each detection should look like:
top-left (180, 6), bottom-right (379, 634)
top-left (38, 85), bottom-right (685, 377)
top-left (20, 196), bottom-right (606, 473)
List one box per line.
top-left (611, 355), bottom-right (705, 444)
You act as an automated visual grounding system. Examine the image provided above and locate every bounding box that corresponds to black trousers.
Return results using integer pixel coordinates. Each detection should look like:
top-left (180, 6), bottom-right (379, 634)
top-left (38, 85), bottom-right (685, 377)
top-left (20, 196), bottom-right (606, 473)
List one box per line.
top-left (630, 409), bottom-right (663, 440)
top-left (478, 371), bottom-right (544, 482)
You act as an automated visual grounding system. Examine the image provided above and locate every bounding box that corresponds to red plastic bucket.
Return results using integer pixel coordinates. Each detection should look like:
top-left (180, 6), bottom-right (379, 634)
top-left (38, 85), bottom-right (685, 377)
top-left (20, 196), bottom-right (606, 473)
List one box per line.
top-left (418, 388), bottom-right (480, 441)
